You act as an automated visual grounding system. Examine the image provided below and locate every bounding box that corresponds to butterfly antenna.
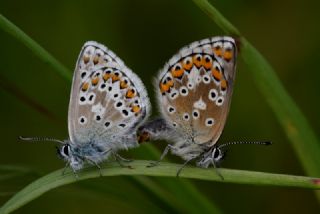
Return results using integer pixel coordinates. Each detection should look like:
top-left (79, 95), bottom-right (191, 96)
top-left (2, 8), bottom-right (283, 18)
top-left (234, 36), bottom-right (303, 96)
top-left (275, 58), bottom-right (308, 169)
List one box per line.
top-left (19, 136), bottom-right (65, 144)
top-left (218, 141), bottom-right (272, 149)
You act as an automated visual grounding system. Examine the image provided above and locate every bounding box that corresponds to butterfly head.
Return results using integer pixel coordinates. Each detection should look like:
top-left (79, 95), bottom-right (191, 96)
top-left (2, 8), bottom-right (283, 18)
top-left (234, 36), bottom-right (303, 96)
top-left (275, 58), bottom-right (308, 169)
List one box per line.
top-left (56, 144), bottom-right (71, 160)
top-left (56, 143), bottom-right (84, 171)
top-left (197, 146), bottom-right (226, 168)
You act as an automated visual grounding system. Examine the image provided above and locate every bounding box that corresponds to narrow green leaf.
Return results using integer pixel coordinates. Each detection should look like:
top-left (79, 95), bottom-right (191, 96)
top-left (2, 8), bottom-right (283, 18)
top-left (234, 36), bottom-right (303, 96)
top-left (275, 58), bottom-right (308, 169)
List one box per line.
top-left (0, 165), bottom-right (37, 181)
top-left (1, 161), bottom-right (319, 214)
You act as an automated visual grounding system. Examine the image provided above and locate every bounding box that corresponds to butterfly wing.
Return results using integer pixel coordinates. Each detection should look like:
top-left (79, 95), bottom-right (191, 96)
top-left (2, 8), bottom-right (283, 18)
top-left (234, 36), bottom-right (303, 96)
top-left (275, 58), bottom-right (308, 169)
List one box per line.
top-left (156, 36), bottom-right (237, 146)
top-left (68, 41), bottom-right (151, 147)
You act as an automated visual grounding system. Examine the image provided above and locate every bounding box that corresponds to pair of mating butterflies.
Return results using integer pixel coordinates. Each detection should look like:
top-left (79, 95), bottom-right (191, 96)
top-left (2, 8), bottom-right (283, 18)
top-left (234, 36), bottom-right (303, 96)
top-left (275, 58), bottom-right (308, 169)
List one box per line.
top-left (21, 36), bottom-right (270, 177)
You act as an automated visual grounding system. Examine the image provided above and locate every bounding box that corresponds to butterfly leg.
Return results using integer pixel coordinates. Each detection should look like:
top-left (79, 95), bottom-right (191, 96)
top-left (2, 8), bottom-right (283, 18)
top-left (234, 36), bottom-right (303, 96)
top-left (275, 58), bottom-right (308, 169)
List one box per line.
top-left (113, 152), bottom-right (133, 169)
top-left (176, 158), bottom-right (194, 177)
top-left (72, 169), bottom-right (79, 179)
top-left (85, 157), bottom-right (102, 176)
top-left (147, 144), bottom-right (175, 167)
top-left (114, 153), bottom-right (133, 162)
top-left (211, 160), bottom-right (224, 180)
top-left (62, 162), bottom-right (70, 175)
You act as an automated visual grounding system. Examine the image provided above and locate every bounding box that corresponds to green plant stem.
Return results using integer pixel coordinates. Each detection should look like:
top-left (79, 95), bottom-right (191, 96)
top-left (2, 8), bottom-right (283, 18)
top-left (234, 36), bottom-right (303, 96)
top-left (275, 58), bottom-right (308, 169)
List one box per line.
top-left (192, 0), bottom-right (320, 183)
top-left (1, 161), bottom-right (320, 214)
top-left (0, 14), bottom-right (71, 81)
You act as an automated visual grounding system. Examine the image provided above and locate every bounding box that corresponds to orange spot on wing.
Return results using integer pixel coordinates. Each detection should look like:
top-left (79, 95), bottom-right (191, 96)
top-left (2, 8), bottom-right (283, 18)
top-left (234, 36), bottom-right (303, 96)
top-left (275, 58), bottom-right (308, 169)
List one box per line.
top-left (103, 73), bottom-right (112, 81)
top-left (167, 80), bottom-right (174, 87)
top-left (81, 82), bottom-right (89, 92)
top-left (171, 64), bottom-right (184, 78)
top-left (182, 59), bottom-right (193, 71)
top-left (220, 79), bottom-right (227, 91)
top-left (193, 55), bottom-right (202, 68)
top-left (83, 55), bottom-right (90, 64)
top-left (131, 105), bottom-right (141, 113)
top-left (112, 74), bottom-right (120, 82)
top-left (93, 56), bottom-right (99, 65)
top-left (91, 77), bottom-right (99, 86)
top-left (213, 47), bottom-right (222, 57)
top-left (212, 68), bottom-right (222, 81)
top-left (126, 88), bottom-right (136, 98)
top-left (203, 55), bottom-right (213, 70)
top-left (223, 50), bottom-right (233, 61)
top-left (120, 80), bottom-right (128, 89)
top-left (160, 82), bottom-right (170, 93)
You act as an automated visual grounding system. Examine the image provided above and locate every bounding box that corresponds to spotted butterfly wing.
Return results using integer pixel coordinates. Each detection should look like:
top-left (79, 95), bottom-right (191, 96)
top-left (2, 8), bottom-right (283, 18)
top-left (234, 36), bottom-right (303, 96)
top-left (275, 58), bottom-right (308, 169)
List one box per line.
top-left (156, 36), bottom-right (237, 147)
top-left (68, 41), bottom-right (151, 149)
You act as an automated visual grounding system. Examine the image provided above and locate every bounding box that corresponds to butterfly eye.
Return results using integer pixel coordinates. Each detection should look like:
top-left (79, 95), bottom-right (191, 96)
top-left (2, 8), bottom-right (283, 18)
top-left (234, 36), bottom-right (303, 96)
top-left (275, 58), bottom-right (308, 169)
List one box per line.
top-left (62, 145), bottom-right (70, 157)
top-left (213, 148), bottom-right (221, 159)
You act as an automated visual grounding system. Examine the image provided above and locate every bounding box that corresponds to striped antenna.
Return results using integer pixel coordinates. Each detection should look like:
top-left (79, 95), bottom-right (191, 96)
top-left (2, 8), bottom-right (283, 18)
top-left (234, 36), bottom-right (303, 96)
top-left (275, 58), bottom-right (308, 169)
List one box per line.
top-left (19, 136), bottom-right (65, 144)
top-left (218, 141), bottom-right (271, 149)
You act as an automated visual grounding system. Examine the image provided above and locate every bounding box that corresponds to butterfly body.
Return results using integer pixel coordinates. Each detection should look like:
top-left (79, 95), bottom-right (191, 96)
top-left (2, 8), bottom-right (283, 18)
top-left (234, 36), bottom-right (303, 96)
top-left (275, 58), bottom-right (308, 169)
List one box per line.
top-left (138, 36), bottom-right (237, 168)
top-left (55, 140), bottom-right (106, 171)
top-left (22, 41), bottom-right (150, 173)
top-left (63, 41), bottom-right (150, 172)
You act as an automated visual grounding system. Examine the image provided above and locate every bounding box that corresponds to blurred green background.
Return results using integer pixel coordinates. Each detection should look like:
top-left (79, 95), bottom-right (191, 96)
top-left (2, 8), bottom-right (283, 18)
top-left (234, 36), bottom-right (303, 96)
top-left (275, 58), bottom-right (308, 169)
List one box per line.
top-left (1, 0), bottom-right (320, 213)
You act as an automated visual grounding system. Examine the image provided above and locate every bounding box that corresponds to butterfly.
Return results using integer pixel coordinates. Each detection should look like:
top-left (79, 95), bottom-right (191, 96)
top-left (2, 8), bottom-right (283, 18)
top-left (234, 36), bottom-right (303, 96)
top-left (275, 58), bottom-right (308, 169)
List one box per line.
top-left (137, 36), bottom-right (270, 178)
top-left (20, 41), bottom-right (151, 175)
